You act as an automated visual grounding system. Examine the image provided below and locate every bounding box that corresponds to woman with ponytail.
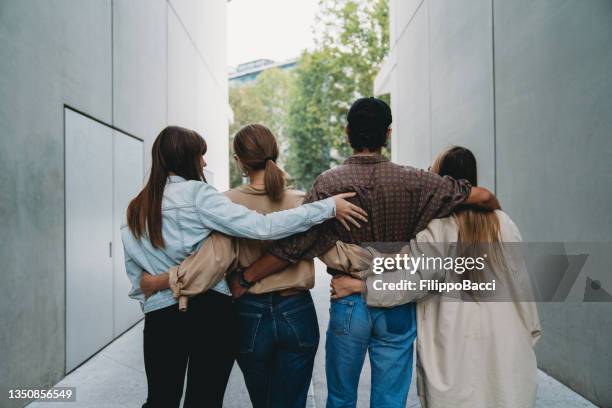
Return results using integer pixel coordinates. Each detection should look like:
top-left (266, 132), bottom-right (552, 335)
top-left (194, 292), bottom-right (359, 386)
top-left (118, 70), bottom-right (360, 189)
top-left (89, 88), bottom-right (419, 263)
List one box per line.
top-left (225, 124), bottom-right (323, 408)
top-left (232, 123), bottom-right (286, 201)
top-left (142, 123), bottom-right (334, 407)
top-left (121, 126), bottom-right (367, 408)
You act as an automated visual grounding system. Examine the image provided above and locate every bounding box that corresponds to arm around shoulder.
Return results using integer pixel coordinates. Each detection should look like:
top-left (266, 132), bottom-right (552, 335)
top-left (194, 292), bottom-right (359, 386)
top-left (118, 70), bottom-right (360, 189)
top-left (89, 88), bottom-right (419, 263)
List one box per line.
top-left (463, 186), bottom-right (501, 210)
top-left (191, 181), bottom-right (336, 240)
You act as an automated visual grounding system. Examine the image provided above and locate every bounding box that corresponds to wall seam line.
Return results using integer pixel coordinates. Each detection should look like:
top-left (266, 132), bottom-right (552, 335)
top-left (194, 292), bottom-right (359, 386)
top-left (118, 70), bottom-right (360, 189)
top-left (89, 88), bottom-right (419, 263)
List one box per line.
top-left (426, 0), bottom-right (433, 162)
top-left (491, 0), bottom-right (497, 194)
top-left (110, 0), bottom-right (116, 338)
top-left (393, 0), bottom-right (426, 50)
top-left (63, 107), bottom-right (67, 375)
top-left (166, 1), bottom-right (169, 125)
top-left (111, 0), bottom-right (114, 126)
top-left (166, 0), bottom-right (226, 97)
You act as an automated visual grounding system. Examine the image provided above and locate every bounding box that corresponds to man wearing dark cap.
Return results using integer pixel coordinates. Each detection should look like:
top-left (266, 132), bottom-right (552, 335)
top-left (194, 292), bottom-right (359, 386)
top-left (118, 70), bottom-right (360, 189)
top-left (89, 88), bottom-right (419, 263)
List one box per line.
top-left (224, 97), bottom-right (500, 407)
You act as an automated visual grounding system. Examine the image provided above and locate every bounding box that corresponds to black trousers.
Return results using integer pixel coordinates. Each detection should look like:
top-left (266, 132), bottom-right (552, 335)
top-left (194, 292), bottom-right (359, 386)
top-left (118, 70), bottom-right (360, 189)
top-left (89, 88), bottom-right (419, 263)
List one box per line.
top-left (142, 290), bottom-right (238, 408)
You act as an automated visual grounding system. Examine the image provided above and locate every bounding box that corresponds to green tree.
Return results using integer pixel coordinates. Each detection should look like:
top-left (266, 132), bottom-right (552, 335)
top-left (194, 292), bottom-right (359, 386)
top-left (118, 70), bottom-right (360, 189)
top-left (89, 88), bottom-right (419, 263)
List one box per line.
top-left (228, 68), bottom-right (295, 188)
top-left (252, 68), bottom-right (295, 151)
top-left (285, 50), bottom-right (334, 190)
top-left (285, 0), bottom-right (390, 189)
top-left (228, 84), bottom-right (267, 187)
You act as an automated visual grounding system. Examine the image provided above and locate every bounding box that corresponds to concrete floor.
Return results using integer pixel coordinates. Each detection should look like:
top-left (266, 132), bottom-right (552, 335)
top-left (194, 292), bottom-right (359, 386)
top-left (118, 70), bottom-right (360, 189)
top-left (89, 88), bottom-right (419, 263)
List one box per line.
top-left (29, 261), bottom-right (596, 408)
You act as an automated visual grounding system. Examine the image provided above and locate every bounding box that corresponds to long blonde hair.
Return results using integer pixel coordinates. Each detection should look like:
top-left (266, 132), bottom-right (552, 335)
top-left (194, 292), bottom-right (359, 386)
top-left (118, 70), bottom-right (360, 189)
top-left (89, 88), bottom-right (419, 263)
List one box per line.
top-left (431, 147), bottom-right (502, 279)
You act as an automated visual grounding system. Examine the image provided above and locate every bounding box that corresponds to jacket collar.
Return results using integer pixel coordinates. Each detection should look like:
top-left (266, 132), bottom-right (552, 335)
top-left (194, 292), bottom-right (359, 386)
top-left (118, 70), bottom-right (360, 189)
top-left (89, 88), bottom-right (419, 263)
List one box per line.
top-left (343, 153), bottom-right (388, 165)
top-left (167, 175), bottom-right (186, 183)
top-left (234, 184), bottom-right (268, 195)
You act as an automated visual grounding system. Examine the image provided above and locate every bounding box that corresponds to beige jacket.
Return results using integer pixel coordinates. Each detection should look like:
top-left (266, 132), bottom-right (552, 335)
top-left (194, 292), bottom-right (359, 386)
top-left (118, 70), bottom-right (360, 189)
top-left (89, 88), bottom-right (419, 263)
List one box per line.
top-left (168, 185), bottom-right (315, 310)
top-left (325, 211), bottom-right (542, 408)
top-left (168, 232), bottom-right (237, 311)
top-left (224, 186), bottom-right (315, 294)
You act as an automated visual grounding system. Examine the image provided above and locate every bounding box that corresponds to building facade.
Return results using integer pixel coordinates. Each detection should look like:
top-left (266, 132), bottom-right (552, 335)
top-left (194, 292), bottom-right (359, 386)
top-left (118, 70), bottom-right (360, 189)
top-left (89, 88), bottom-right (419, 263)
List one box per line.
top-left (229, 58), bottom-right (297, 87)
top-left (375, 1), bottom-right (612, 406)
top-left (0, 1), bottom-right (229, 406)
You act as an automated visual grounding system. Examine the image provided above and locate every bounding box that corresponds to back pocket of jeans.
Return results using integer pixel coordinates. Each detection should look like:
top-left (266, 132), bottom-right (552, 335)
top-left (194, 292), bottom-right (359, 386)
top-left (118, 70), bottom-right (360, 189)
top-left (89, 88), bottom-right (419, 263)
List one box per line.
top-left (283, 302), bottom-right (320, 348)
top-left (238, 312), bottom-right (262, 353)
top-left (383, 302), bottom-right (415, 335)
top-left (329, 299), bottom-right (355, 335)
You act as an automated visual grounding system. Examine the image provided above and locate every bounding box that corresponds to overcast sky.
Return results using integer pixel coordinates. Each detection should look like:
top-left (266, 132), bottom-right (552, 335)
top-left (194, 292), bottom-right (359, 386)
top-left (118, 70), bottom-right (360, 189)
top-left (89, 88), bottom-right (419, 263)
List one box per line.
top-left (227, 0), bottom-right (319, 68)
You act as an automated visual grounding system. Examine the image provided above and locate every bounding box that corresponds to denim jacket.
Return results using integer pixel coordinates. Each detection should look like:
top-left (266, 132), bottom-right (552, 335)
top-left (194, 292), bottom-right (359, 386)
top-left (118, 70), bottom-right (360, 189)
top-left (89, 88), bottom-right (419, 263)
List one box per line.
top-left (121, 175), bottom-right (336, 314)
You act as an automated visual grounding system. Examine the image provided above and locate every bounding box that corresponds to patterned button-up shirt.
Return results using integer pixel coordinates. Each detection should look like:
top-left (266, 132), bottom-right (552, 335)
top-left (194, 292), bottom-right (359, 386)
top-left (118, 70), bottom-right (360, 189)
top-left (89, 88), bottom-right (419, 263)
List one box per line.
top-left (270, 154), bottom-right (472, 263)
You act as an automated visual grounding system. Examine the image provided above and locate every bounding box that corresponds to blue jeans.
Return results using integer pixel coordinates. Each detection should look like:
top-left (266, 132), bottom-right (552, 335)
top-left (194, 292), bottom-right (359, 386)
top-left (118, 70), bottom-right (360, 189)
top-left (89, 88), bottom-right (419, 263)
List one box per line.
top-left (237, 291), bottom-right (320, 408)
top-left (326, 294), bottom-right (416, 408)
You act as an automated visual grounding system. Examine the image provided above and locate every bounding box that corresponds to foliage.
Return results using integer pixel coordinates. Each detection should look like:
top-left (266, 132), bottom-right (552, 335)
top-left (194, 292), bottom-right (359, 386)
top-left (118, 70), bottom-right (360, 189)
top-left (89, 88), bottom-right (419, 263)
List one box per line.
top-left (228, 68), bottom-right (295, 188)
top-left (227, 0), bottom-right (390, 191)
top-left (252, 68), bottom-right (295, 144)
top-left (285, 0), bottom-right (390, 190)
top-left (285, 51), bottom-right (334, 190)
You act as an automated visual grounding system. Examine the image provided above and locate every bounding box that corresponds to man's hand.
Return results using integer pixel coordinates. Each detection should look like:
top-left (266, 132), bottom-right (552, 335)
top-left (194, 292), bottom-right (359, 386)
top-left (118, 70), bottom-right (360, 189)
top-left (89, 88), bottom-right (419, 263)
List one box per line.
top-left (228, 271), bottom-right (248, 299)
top-left (330, 275), bottom-right (363, 300)
top-left (464, 186), bottom-right (501, 210)
top-left (140, 271), bottom-right (169, 300)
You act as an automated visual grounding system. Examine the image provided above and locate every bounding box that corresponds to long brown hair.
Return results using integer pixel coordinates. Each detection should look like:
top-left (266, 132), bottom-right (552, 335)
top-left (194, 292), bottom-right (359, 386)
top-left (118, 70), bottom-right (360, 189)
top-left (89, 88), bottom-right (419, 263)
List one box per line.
top-left (233, 124), bottom-right (286, 200)
top-left (431, 147), bottom-right (502, 280)
top-left (127, 126), bottom-right (207, 248)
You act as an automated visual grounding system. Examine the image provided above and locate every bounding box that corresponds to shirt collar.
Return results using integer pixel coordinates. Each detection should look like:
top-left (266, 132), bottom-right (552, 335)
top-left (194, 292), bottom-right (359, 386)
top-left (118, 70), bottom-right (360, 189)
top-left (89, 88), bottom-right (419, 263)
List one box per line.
top-left (343, 153), bottom-right (389, 165)
top-left (167, 175), bottom-right (186, 183)
top-left (235, 184), bottom-right (268, 195)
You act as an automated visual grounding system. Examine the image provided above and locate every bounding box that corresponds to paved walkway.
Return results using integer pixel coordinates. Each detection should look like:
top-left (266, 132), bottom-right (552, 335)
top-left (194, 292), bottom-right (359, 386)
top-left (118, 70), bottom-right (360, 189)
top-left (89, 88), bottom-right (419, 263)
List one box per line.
top-left (30, 261), bottom-right (596, 407)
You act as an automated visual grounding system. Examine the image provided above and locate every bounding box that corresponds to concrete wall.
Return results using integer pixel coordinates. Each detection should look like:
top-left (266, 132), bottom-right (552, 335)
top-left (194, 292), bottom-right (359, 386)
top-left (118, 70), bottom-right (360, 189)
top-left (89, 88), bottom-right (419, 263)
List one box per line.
top-left (0, 1), bottom-right (229, 406)
top-left (377, 0), bottom-right (612, 405)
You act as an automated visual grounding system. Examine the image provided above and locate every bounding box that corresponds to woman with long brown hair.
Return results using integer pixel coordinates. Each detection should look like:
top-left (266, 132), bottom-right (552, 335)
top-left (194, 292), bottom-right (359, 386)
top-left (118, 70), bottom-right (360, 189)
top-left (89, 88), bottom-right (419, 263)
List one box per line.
top-left (120, 126), bottom-right (366, 408)
top-left (330, 146), bottom-right (541, 408)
